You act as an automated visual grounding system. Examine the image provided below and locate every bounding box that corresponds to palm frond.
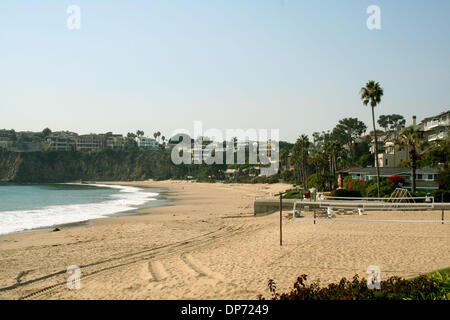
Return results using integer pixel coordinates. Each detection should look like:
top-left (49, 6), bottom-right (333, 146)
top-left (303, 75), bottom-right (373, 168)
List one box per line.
top-left (361, 80), bottom-right (384, 108)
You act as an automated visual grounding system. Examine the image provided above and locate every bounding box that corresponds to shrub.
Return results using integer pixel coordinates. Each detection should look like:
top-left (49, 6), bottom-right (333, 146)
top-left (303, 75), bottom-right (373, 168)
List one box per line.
top-left (365, 180), bottom-right (395, 197)
top-left (284, 189), bottom-right (302, 199)
top-left (388, 175), bottom-right (406, 186)
top-left (346, 179), bottom-right (367, 192)
top-left (365, 183), bottom-right (378, 197)
top-left (433, 190), bottom-right (450, 202)
top-left (259, 273), bottom-right (449, 300)
top-left (306, 174), bottom-right (317, 189)
top-left (438, 169), bottom-right (450, 190)
top-left (410, 191), bottom-right (427, 197)
top-left (330, 189), bottom-right (361, 198)
top-left (342, 175), bottom-right (353, 187)
top-left (267, 175), bottom-right (280, 184)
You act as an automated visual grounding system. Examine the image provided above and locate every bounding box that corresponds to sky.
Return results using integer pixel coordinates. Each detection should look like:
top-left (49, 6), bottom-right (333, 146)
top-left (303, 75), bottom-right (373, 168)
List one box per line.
top-left (1, 0), bottom-right (449, 143)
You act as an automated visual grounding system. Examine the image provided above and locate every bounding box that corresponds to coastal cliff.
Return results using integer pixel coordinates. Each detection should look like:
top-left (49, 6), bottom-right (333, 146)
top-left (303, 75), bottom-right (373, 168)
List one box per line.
top-left (0, 149), bottom-right (176, 182)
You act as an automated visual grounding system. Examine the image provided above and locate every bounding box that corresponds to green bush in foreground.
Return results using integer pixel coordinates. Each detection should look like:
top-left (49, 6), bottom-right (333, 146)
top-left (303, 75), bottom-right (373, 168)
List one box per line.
top-left (259, 272), bottom-right (450, 300)
top-left (283, 189), bottom-right (302, 199)
top-left (365, 179), bottom-right (396, 197)
top-left (346, 179), bottom-right (367, 193)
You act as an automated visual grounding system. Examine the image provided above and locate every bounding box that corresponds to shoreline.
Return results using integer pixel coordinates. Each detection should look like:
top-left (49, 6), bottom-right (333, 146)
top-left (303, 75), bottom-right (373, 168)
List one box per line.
top-left (0, 180), bottom-right (448, 300)
top-left (0, 182), bottom-right (173, 236)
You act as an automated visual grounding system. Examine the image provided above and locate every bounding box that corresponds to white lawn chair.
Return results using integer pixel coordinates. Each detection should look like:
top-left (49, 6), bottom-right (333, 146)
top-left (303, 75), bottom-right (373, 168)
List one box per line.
top-left (327, 207), bottom-right (336, 218)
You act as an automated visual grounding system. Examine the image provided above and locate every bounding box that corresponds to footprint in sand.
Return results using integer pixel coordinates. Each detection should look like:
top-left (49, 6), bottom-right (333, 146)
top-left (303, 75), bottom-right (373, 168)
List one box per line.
top-left (180, 254), bottom-right (225, 282)
top-left (146, 260), bottom-right (170, 282)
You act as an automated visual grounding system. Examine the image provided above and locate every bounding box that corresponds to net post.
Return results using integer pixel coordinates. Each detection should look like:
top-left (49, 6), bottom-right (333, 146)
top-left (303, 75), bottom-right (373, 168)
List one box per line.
top-left (279, 193), bottom-right (282, 246)
top-left (442, 209), bottom-right (445, 225)
top-left (314, 208), bottom-right (316, 225)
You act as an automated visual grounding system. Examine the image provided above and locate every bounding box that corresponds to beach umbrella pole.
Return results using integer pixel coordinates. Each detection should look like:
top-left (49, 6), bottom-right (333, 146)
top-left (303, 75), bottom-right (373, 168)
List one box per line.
top-left (280, 193), bottom-right (283, 246)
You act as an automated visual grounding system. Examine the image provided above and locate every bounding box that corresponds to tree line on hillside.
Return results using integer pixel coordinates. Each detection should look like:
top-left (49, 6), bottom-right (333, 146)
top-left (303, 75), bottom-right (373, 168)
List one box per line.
top-left (286, 81), bottom-right (449, 196)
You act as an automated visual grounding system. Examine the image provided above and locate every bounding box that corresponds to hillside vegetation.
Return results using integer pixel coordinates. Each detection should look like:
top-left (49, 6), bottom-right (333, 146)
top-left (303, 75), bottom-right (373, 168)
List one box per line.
top-left (0, 149), bottom-right (181, 183)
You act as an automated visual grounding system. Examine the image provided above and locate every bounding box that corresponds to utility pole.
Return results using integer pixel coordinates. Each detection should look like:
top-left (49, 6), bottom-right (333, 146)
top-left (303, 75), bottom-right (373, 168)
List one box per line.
top-left (275, 191), bottom-right (288, 246)
top-left (280, 193), bottom-right (282, 246)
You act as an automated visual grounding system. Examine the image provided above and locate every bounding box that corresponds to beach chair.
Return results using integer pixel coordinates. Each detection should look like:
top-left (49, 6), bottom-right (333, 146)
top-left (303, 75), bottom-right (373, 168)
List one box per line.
top-left (292, 200), bottom-right (304, 219)
top-left (327, 207), bottom-right (336, 218)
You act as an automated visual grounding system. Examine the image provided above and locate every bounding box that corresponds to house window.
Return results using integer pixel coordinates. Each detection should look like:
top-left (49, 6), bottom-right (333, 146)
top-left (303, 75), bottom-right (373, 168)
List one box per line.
top-left (428, 174), bottom-right (433, 180)
top-left (417, 174), bottom-right (423, 180)
top-left (385, 159), bottom-right (388, 166)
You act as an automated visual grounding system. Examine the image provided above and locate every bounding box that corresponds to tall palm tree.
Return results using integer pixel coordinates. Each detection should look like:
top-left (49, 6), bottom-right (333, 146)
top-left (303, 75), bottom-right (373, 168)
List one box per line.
top-left (279, 149), bottom-right (289, 169)
top-left (395, 127), bottom-right (425, 193)
top-left (325, 140), bottom-right (343, 189)
top-left (360, 80), bottom-right (384, 198)
top-left (291, 135), bottom-right (310, 186)
top-left (308, 149), bottom-right (323, 190)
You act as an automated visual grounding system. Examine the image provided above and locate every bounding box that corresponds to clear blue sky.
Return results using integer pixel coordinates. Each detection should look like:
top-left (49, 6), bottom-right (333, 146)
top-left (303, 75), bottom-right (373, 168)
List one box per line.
top-left (1, 0), bottom-right (449, 142)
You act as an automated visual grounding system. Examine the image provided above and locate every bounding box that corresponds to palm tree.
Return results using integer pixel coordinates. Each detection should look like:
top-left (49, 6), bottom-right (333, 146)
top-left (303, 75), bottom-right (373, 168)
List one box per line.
top-left (136, 130), bottom-right (144, 137)
top-left (360, 80), bottom-right (384, 198)
top-left (325, 140), bottom-right (343, 189)
top-left (291, 135), bottom-right (310, 186)
top-left (126, 132), bottom-right (137, 148)
top-left (279, 149), bottom-right (289, 169)
top-left (127, 132), bottom-right (137, 139)
top-left (395, 127), bottom-right (425, 193)
top-left (154, 131), bottom-right (161, 143)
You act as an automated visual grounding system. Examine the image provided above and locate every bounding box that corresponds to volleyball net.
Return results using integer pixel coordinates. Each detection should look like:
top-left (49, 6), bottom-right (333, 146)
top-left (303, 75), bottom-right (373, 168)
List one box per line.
top-left (291, 195), bottom-right (449, 223)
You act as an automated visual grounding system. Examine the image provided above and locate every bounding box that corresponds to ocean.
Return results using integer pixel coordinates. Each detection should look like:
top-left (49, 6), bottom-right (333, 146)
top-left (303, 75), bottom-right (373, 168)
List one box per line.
top-left (0, 183), bottom-right (159, 235)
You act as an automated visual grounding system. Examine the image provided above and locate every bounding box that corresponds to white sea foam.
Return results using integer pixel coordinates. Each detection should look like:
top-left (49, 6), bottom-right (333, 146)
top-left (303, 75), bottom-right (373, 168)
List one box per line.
top-left (0, 184), bottom-right (158, 235)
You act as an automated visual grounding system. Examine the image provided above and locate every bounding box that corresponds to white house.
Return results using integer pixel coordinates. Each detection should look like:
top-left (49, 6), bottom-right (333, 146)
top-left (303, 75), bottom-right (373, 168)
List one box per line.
top-left (136, 137), bottom-right (158, 148)
top-left (419, 110), bottom-right (450, 143)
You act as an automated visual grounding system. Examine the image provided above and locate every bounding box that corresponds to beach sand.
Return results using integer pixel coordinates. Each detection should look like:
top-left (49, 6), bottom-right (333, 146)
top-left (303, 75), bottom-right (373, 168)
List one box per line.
top-left (0, 180), bottom-right (449, 300)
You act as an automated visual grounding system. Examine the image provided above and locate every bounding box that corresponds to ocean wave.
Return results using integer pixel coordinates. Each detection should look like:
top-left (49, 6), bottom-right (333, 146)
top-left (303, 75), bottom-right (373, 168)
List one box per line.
top-left (0, 184), bottom-right (158, 235)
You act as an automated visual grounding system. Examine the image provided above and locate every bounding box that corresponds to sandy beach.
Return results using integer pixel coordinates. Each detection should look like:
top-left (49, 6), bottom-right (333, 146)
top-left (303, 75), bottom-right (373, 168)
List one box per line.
top-left (0, 180), bottom-right (449, 300)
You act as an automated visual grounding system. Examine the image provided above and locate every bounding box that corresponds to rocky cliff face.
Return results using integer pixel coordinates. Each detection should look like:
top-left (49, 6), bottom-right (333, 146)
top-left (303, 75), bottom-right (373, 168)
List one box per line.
top-left (0, 149), bottom-right (176, 182)
top-left (0, 152), bottom-right (22, 182)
